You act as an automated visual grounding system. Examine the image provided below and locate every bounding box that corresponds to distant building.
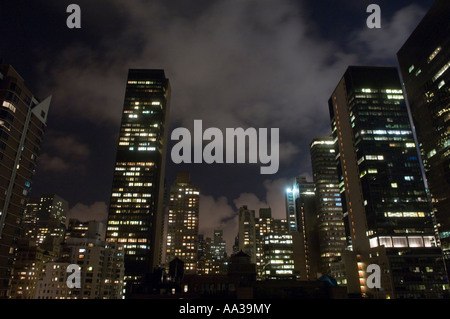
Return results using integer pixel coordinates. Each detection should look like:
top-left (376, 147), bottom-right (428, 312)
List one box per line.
top-left (255, 208), bottom-right (297, 280)
top-left (9, 240), bottom-right (56, 299)
top-left (310, 137), bottom-right (347, 275)
top-left (65, 219), bottom-right (105, 241)
top-left (0, 64), bottom-right (51, 298)
top-left (35, 221), bottom-right (124, 299)
top-left (23, 194), bottom-right (68, 252)
top-left (165, 172), bottom-right (200, 274)
top-left (238, 206), bottom-right (257, 264)
top-left (285, 176), bottom-right (320, 280)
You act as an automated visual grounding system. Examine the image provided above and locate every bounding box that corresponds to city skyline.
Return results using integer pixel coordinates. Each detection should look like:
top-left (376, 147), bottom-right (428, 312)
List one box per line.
top-left (0, 0), bottom-right (449, 301)
top-left (0, 0), bottom-right (439, 254)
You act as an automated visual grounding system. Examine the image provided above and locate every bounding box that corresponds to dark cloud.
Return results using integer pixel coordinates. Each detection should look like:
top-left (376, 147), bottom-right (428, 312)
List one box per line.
top-left (349, 4), bottom-right (427, 63)
top-left (66, 201), bottom-right (108, 224)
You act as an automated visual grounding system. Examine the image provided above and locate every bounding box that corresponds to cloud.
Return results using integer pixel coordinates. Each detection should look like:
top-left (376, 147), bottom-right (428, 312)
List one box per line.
top-left (66, 201), bottom-right (108, 224)
top-left (37, 132), bottom-right (90, 174)
top-left (197, 177), bottom-right (290, 253)
top-left (49, 135), bottom-right (90, 160)
top-left (348, 4), bottom-right (426, 63)
top-left (199, 194), bottom-right (238, 253)
top-left (38, 153), bottom-right (71, 172)
top-left (36, 0), bottom-right (357, 141)
top-left (233, 177), bottom-right (290, 220)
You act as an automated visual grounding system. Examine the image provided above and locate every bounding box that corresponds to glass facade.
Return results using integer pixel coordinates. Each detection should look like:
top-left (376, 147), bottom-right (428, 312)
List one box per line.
top-left (328, 66), bottom-right (447, 298)
top-left (397, 0), bottom-right (450, 276)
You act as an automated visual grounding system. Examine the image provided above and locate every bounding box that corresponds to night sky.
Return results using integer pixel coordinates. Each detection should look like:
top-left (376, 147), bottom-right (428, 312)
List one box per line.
top-left (0, 0), bottom-right (435, 251)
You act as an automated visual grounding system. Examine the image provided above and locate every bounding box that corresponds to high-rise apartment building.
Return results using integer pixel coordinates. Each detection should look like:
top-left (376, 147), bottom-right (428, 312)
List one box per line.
top-left (0, 64), bottom-right (51, 298)
top-left (165, 172), bottom-right (200, 275)
top-left (310, 137), bottom-right (347, 275)
top-left (105, 69), bottom-right (171, 292)
top-left (397, 0), bottom-right (450, 274)
top-left (329, 66), bottom-right (447, 298)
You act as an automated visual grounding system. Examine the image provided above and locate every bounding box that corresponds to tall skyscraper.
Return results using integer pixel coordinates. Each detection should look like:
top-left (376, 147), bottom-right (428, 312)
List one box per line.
top-left (329, 66), bottom-right (446, 298)
top-left (0, 64), bottom-right (51, 298)
top-left (165, 172), bottom-right (200, 275)
top-left (105, 69), bottom-right (171, 292)
top-left (310, 137), bottom-right (347, 275)
top-left (397, 0), bottom-right (450, 274)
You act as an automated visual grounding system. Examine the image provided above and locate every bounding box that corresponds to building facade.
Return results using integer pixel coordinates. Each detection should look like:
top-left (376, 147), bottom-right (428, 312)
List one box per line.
top-left (310, 137), bottom-right (347, 275)
top-left (397, 0), bottom-right (450, 276)
top-left (105, 69), bottom-right (171, 292)
top-left (35, 221), bottom-right (124, 299)
top-left (23, 194), bottom-right (68, 251)
top-left (165, 172), bottom-right (200, 275)
top-left (328, 66), bottom-right (447, 298)
top-left (238, 206), bottom-right (257, 264)
top-left (285, 176), bottom-right (320, 280)
top-left (0, 64), bottom-right (51, 298)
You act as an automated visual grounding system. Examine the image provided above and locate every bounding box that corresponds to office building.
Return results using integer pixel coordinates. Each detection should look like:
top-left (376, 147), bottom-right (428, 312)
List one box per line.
top-left (397, 0), bottom-right (450, 274)
top-left (329, 66), bottom-right (447, 298)
top-left (0, 64), bottom-right (51, 298)
top-left (310, 137), bottom-right (347, 275)
top-left (285, 176), bottom-right (320, 280)
top-left (165, 172), bottom-right (200, 274)
top-left (105, 69), bottom-right (171, 291)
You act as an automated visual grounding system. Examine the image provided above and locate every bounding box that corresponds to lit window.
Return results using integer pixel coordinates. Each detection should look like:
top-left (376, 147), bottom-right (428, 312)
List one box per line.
top-left (2, 101), bottom-right (16, 113)
top-left (428, 46), bottom-right (442, 63)
top-left (432, 61), bottom-right (450, 82)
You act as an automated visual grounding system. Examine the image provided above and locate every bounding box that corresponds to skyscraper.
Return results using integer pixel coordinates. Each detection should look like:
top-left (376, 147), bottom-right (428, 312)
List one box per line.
top-left (0, 64), bottom-right (51, 298)
top-left (310, 137), bottom-right (347, 275)
top-left (105, 69), bottom-right (171, 292)
top-left (329, 66), bottom-right (447, 298)
top-left (165, 172), bottom-right (200, 275)
top-left (397, 0), bottom-right (450, 274)
top-left (285, 176), bottom-right (319, 280)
